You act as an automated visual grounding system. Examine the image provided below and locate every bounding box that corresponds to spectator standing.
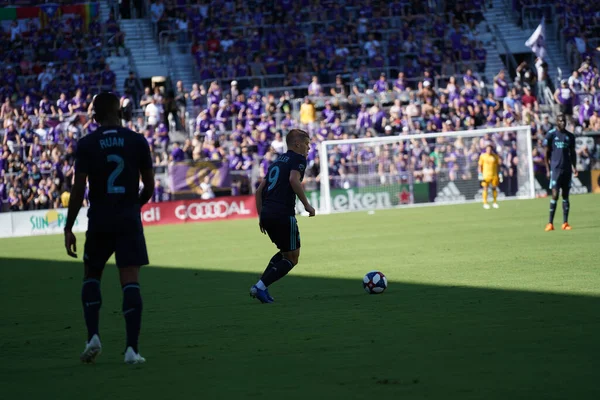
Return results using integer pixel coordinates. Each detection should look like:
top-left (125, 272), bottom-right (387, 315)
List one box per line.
top-left (175, 81), bottom-right (188, 131)
top-left (124, 71), bottom-right (142, 108)
top-left (145, 98), bottom-right (160, 127)
top-left (300, 97), bottom-right (316, 132)
top-left (535, 57), bottom-right (548, 102)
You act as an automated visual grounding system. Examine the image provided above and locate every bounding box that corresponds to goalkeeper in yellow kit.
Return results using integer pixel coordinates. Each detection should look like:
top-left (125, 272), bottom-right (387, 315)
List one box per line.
top-left (478, 145), bottom-right (503, 209)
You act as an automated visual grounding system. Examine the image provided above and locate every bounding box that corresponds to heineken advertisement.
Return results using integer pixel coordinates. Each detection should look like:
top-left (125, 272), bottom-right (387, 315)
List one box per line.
top-left (298, 183), bottom-right (430, 213)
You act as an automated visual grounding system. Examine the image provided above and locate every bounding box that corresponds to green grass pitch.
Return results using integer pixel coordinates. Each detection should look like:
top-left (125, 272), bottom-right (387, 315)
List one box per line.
top-left (1, 196), bottom-right (599, 399)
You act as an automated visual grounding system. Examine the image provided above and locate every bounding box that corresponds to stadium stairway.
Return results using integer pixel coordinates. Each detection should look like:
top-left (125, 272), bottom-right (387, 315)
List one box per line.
top-left (166, 43), bottom-right (199, 134)
top-left (479, 24), bottom-right (505, 86)
top-left (96, 1), bottom-right (130, 96)
top-left (107, 56), bottom-right (134, 94)
top-left (119, 19), bottom-right (168, 79)
top-left (484, 0), bottom-right (570, 87)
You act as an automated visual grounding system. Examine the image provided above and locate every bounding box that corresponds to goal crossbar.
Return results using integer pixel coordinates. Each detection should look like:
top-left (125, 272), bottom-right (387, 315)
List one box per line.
top-left (317, 125), bottom-right (534, 214)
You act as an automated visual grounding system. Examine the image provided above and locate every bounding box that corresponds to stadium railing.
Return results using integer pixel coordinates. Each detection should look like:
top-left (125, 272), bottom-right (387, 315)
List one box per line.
top-left (193, 69), bottom-right (461, 100)
top-left (520, 5), bottom-right (555, 30)
top-left (561, 35), bottom-right (600, 71)
top-left (490, 23), bottom-right (518, 76)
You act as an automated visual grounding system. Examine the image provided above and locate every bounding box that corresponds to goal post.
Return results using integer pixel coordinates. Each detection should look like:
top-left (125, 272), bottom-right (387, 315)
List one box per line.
top-left (312, 126), bottom-right (534, 215)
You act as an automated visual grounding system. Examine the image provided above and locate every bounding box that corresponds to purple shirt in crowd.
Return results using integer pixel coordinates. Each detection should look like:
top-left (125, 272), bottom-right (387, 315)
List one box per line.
top-left (171, 147), bottom-right (185, 162)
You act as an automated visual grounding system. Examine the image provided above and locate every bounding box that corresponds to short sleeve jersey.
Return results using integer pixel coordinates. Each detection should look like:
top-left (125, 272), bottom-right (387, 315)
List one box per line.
top-left (261, 150), bottom-right (306, 217)
top-left (75, 126), bottom-right (153, 232)
top-left (543, 128), bottom-right (575, 171)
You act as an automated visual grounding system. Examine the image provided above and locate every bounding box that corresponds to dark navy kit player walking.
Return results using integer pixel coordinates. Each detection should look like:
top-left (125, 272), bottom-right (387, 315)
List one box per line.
top-left (543, 113), bottom-right (577, 231)
top-left (251, 129), bottom-right (316, 303)
top-left (64, 92), bottom-right (155, 363)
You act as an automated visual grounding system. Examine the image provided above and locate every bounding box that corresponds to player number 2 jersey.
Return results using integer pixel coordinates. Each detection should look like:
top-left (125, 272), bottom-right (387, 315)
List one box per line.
top-left (261, 150), bottom-right (306, 217)
top-left (74, 126), bottom-right (153, 232)
top-left (478, 153), bottom-right (501, 179)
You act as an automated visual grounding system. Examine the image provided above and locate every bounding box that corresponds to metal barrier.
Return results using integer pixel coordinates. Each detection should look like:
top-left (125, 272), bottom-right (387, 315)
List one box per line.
top-left (521, 5), bottom-right (555, 30)
top-left (193, 68), bottom-right (463, 99)
top-left (158, 29), bottom-right (190, 53)
top-left (490, 23), bottom-right (518, 77)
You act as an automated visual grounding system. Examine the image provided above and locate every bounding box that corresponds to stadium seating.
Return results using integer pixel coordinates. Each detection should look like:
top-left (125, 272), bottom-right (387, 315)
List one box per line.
top-left (0, 1), bottom-right (126, 210)
top-left (1, 0), bottom-right (598, 212)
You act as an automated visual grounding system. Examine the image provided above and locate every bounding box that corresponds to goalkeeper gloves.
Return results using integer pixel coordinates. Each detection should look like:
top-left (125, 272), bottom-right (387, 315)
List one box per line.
top-left (478, 172), bottom-right (483, 181)
top-left (499, 173), bottom-right (503, 183)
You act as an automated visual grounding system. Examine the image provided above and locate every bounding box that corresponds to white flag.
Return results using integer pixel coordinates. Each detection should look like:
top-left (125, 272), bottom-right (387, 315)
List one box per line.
top-left (525, 18), bottom-right (547, 59)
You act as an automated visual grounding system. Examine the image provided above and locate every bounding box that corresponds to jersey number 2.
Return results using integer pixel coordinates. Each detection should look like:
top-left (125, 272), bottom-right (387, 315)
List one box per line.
top-left (107, 154), bottom-right (125, 194)
top-left (267, 166), bottom-right (280, 191)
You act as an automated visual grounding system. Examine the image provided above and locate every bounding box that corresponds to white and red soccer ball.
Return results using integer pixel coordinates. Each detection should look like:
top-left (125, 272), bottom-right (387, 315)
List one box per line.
top-left (363, 271), bottom-right (388, 294)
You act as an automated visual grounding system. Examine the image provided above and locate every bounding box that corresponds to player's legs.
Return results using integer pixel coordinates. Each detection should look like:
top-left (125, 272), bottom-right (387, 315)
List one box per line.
top-left (561, 179), bottom-right (572, 230)
top-left (491, 177), bottom-right (499, 208)
top-left (481, 180), bottom-right (490, 208)
top-left (80, 264), bottom-right (104, 363)
top-left (258, 252), bottom-right (284, 301)
top-left (481, 181), bottom-right (488, 204)
top-left (546, 182), bottom-right (560, 231)
top-left (261, 249), bottom-right (300, 286)
top-left (119, 266), bottom-right (144, 363)
top-left (261, 252), bottom-right (283, 278)
top-left (115, 233), bottom-right (148, 363)
top-left (80, 231), bottom-right (113, 363)
top-left (253, 216), bottom-right (301, 302)
top-left (82, 264), bottom-right (104, 342)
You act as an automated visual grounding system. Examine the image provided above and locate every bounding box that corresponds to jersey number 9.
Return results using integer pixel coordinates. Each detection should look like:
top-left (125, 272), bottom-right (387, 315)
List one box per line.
top-left (267, 166), bottom-right (280, 191)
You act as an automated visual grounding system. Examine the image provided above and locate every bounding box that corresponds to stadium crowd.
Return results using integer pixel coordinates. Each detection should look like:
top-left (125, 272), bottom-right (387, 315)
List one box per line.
top-left (0, 2), bottom-right (140, 211)
top-left (1, 0), bottom-right (600, 212)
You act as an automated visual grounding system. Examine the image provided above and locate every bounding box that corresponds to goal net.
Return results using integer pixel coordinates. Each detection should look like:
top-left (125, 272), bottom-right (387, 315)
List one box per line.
top-left (307, 126), bottom-right (534, 214)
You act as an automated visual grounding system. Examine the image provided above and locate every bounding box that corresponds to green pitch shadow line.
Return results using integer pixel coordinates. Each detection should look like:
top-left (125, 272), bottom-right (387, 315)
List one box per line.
top-left (0, 257), bottom-right (598, 400)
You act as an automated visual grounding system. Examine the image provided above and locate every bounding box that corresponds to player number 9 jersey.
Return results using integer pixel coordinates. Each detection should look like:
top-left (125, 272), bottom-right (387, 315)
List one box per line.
top-left (261, 150), bottom-right (306, 217)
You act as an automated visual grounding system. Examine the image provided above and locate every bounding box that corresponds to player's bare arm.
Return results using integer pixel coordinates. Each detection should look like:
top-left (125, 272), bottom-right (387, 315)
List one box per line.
top-left (255, 179), bottom-right (267, 233)
top-left (569, 137), bottom-right (578, 177)
top-left (290, 170), bottom-right (315, 216)
top-left (545, 143), bottom-right (551, 178)
top-left (255, 179), bottom-right (266, 215)
top-left (64, 172), bottom-right (87, 258)
top-left (139, 168), bottom-right (155, 205)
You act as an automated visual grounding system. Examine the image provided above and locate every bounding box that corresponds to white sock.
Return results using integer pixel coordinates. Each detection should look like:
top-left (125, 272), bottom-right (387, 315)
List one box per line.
top-left (255, 280), bottom-right (267, 290)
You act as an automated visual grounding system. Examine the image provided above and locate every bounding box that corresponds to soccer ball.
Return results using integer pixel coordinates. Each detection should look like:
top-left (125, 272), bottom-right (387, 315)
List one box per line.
top-left (363, 271), bottom-right (387, 294)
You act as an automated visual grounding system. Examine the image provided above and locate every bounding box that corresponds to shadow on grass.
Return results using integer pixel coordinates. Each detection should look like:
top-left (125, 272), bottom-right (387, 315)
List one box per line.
top-left (0, 257), bottom-right (598, 400)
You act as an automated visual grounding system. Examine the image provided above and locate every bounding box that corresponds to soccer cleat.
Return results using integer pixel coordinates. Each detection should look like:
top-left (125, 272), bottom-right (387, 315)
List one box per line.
top-left (265, 288), bottom-right (275, 302)
top-left (561, 223), bottom-right (572, 231)
top-left (124, 347), bottom-right (146, 364)
top-left (250, 285), bottom-right (273, 303)
top-left (80, 334), bottom-right (102, 364)
top-left (544, 223), bottom-right (555, 232)
top-left (483, 203), bottom-right (491, 209)
top-left (492, 203), bottom-right (499, 209)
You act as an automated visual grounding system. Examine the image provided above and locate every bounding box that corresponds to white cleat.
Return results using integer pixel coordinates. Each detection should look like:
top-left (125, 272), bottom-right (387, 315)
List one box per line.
top-left (80, 334), bottom-right (102, 364)
top-left (124, 346), bottom-right (146, 364)
top-left (483, 203), bottom-right (491, 210)
top-left (492, 203), bottom-right (499, 209)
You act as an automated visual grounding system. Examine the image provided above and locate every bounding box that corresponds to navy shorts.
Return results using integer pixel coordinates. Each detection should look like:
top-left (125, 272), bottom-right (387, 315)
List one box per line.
top-left (549, 169), bottom-right (572, 192)
top-left (83, 230), bottom-right (149, 269)
top-left (261, 214), bottom-right (300, 252)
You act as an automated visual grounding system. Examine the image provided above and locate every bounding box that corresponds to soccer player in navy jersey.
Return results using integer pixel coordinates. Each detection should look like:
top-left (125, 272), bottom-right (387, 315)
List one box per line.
top-left (251, 129), bottom-right (315, 303)
top-left (64, 92), bottom-right (155, 364)
top-left (543, 113), bottom-right (577, 231)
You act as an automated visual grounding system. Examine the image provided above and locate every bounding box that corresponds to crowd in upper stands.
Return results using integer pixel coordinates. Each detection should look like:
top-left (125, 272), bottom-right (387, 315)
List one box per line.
top-left (0, 3), bottom-right (133, 211)
top-left (1, 0), bottom-right (600, 212)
